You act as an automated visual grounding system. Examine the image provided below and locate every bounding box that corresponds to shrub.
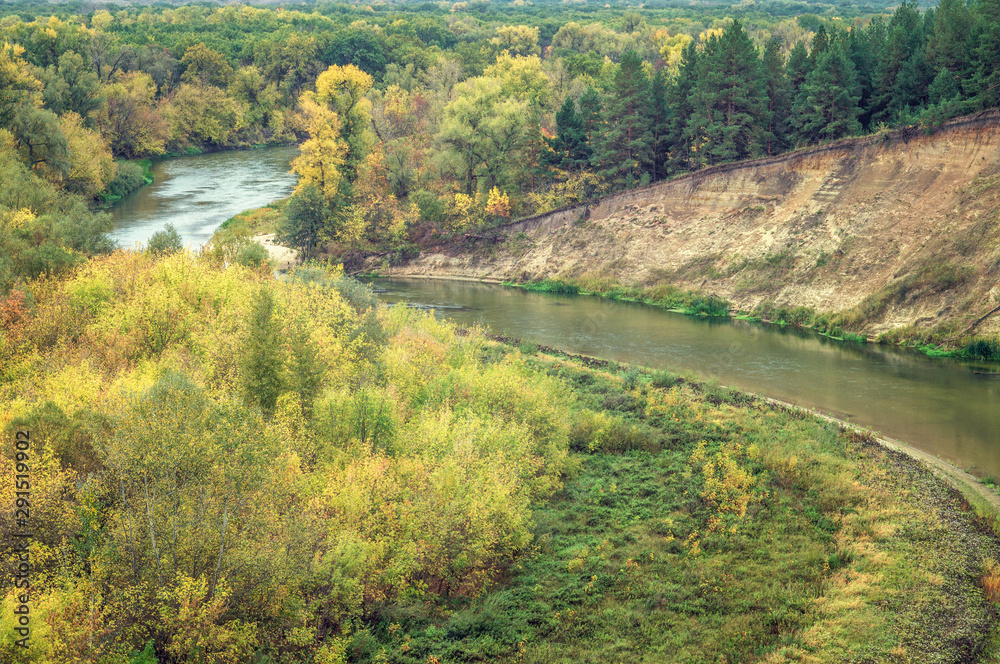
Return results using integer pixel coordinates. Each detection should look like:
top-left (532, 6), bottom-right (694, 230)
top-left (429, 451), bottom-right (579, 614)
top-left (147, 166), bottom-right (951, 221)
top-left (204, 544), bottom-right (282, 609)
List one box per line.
top-left (146, 224), bottom-right (183, 255)
top-left (960, 338), bottom-right (1000, 361)
top-left (234, 241), bottom-right (270, 268)
top-left (104, 161), bottom-right (147, 199)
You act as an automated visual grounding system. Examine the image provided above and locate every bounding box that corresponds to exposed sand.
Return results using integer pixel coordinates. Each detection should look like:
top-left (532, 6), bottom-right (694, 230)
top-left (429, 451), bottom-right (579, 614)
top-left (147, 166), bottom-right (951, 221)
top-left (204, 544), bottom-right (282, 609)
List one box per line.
top-left (254, 233), bottom-right (298, 271)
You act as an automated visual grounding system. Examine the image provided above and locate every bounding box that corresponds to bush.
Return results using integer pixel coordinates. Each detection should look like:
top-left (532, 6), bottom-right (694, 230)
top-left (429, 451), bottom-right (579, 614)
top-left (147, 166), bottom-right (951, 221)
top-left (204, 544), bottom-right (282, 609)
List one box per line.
top-left (960, 338), bottom-right (1000, 361)
top-left (147, 224), bottom-right (183, 255)
top-left (104, 161), bottom-right (148, 200)
top-left (234, 241), bottom-right (270, 268)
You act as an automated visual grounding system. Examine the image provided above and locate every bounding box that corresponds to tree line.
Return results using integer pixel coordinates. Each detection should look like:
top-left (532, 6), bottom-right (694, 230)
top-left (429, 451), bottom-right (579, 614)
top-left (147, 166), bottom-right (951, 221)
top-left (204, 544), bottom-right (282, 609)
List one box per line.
top-left (0, 0), bottom-right (998, 270)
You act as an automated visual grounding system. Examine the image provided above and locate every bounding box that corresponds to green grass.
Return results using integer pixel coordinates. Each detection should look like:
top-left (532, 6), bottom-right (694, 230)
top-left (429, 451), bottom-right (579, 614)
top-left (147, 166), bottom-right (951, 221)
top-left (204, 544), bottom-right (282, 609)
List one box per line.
top-left (337, 351), bottom-right (1000, 663)
top-left (502, 278), bottom-right (729, 317)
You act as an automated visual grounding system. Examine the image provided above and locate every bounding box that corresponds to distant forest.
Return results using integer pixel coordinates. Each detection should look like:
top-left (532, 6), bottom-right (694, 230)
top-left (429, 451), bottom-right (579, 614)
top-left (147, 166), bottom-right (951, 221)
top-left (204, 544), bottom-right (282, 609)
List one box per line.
top-left (0, 0), bottom-right (998, 280)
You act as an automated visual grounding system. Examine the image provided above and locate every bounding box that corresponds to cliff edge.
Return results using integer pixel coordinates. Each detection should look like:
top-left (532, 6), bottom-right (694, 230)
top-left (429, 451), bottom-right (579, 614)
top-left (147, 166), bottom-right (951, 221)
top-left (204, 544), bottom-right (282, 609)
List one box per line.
top-left (380, 112), bottom-right (1000, 343)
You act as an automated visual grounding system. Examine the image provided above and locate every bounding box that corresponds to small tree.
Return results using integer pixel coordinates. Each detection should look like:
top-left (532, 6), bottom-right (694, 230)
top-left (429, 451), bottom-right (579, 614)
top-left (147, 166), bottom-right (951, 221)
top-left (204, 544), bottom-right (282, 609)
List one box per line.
top-left (279, 183), bottom-right (326, 260)
top-left (242, 288), bottom-right (284, 419)
top-left (147, 223), bottom-right (183, 255)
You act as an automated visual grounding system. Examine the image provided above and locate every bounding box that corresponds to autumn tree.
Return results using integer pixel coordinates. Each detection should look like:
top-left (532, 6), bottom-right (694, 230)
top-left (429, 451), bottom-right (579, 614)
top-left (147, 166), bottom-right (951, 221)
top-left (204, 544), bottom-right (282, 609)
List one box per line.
top-left (60, 111), bottom-right (113, 196)
top-left (291, 64), bottom-right (374, 206)
top-left (94, 72), bottom-right (168, 158)
top-left (180, 43), bottom-right (234, 89)
top-left (163, 82), bottom-right (242, 149)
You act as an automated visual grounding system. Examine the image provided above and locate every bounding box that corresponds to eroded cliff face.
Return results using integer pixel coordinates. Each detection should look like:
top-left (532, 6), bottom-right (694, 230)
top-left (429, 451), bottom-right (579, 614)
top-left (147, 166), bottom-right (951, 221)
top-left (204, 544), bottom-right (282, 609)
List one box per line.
top-left (380, 112), bottom-right (1000, 339)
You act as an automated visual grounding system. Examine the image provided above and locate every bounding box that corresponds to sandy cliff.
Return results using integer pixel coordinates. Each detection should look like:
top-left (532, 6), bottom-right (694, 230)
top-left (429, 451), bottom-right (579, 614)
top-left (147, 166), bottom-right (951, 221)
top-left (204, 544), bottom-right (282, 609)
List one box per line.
top-left (379, 112), bottom-right (1000, 340)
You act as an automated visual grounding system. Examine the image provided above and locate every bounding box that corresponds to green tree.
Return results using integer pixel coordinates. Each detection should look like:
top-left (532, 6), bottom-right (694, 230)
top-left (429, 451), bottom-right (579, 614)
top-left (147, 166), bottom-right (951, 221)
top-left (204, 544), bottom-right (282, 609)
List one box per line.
top-left (11, 103), bottom-right (70, 177)
top-left (686, 21), bottom-right (768, 165)
top-left (847, 25), bottom-right (879, 130)
top-left (870, 0), bottom-right (923, 123)
top-left (546, 95), bottom-right (590, 174)
top-left (927, 0), bottom-right (974, 79)
top-left (762, 38), bottom-right (792, 155)
top-left (38, 50), bottom-right (103, 120)
top-left (147, 223), bottom-right (183, 255)
top-left (438, 75), bottom-right (528, 194)
top-left (280, 183), bottom-right (326, 259)
top-left (792, 41), bottom-right (862, 143)
top-left (973, 0), bottom-right (1000, 108)
top-left (288, 317), bottom-right (324, 420)
top-left (666, 40), bottom-right (699, 173)
top-left (592, 50), bottom-right (653, 187)
top-left (649, 68), bottom-right (670, 180)
top-left (242, 288), bottom-right (285, 419)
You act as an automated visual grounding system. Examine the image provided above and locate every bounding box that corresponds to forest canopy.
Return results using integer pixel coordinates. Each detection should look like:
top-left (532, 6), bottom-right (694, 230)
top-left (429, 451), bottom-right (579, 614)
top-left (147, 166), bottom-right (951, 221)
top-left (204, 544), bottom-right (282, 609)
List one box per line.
top-left (0, 0), bottom-right (997, 272)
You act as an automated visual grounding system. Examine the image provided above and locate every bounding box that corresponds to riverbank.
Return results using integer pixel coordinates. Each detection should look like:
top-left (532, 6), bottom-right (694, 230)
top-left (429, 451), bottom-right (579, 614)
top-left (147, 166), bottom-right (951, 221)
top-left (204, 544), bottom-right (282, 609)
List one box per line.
top-left (373, 111), bottom-right (1000, 360)
top-left (488, 331), bottom-right (1000, 525)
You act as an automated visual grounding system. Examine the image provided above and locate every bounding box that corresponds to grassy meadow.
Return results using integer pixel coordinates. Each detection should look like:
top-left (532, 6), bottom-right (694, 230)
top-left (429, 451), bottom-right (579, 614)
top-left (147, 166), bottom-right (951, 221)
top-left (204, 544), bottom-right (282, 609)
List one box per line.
top-left (0, 251), bottom-right (998, 663)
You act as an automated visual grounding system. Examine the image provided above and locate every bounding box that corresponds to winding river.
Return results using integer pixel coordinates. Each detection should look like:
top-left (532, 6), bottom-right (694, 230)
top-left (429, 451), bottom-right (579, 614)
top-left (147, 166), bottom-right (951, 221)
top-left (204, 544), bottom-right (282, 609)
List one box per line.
top-left (374, 280), bottom-right (1000, 478)
top-left (109, 150), bottom-right (1000, 479)
top-left (109, 146), bottom-right (299, 248)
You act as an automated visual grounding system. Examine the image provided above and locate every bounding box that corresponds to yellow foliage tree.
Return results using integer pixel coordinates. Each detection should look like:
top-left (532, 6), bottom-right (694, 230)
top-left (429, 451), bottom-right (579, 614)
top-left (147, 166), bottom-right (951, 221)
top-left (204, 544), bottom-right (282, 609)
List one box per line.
top-left (60, 111), bottom-right (113, 196)
top-left (302, 63), bottom-right (375, 182)
top-left (485, 187), bottom-right (511, 220)
top-left (291, 99), bottom-right (347, 201)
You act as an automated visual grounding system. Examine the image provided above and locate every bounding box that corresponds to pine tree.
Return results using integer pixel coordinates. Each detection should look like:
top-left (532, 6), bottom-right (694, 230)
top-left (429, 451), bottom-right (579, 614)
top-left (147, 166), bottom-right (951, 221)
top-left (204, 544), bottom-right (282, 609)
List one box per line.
top-left (809, 25), bottom-right (831, 67)
top-left (973, 0), bottom-right (1000, 108)
top-left (591, 50), bottom-right (653, 188)
top-left (928, 0), bottom-right (974, 85)
top-left (762, 38), bottom-right (792, 155)
top-left (577, 86), bottom-right (603, 150)
top-left (870, 0), bottom-right (923, 124)
top-left (649, 68), bottom-right (670, 181)
top-left (793, 41), bottom-right (862, 143)
top-left (666, 40), bottom-right (699, 173)
top-left (686, 20), bottom-right (768, 165)
top-left (547, 95), bottom-right (590, 174)
top-left (847, 26), bottom-right (877, 130)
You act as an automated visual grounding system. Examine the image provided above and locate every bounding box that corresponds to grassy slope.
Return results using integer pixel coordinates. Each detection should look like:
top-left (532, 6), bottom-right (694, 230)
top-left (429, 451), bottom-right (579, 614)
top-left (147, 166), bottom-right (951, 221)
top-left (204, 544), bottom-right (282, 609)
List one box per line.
top-left (356, 349), bottom-right (1000, 664)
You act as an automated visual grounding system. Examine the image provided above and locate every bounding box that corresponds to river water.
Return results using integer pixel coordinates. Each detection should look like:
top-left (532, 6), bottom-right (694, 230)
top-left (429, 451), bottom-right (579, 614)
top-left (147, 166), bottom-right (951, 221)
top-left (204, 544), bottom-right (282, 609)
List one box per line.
top-left (374, 278), bottom-right (1000, 478)
top-left (109, 146), bottom-right (299, 249)
top-left (107, 149), bottom-right (1000, 478)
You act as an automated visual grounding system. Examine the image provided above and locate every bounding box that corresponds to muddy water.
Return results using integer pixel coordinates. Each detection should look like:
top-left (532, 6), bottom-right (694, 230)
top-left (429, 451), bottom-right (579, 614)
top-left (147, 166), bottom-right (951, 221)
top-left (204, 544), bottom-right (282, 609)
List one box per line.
top-left (374, 278), bottom-right (1000, 478)
top-left (109, 146), bottom-right (299, 249)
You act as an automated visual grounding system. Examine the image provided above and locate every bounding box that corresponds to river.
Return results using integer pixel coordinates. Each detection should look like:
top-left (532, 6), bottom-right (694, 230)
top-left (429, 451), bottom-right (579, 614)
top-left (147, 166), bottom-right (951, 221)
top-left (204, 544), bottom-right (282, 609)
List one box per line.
top-left (374, 278), bottom-right (1000, 479)
top-left (109, 146), bottom-right (299, 248)
top-left (107, 149), bottom-right (1000, 479)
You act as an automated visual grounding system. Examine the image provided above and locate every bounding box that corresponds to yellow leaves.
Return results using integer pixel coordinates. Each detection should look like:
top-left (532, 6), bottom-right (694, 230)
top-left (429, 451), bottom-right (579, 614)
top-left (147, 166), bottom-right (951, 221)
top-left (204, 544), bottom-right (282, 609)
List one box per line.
top-left (690, 440), bottom-right (767, 533)
top-left (311, 63), bottom-right (374, 117)
top-left (0, 207), bottom-right (35, 230)
top-left (448, 191), bottom-right (483, 232)
top-left (485, 187), bottom-right (512, 219)
top-left (291, 98), bottom-right (347, 201)
top-left (157, 575), bottom-right (258, 664)
top-left (60, 112), bottom-right (114, 196)
top-left (657, 32), bottom-right (693, 76)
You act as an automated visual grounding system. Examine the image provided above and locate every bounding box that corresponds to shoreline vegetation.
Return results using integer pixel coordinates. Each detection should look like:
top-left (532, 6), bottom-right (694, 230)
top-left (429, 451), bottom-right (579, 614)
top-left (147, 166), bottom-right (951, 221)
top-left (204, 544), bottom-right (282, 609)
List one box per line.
top-left (493, 277), bottom-right (999, 361)
top-left (2, 254), bottom-right (1000, 662)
